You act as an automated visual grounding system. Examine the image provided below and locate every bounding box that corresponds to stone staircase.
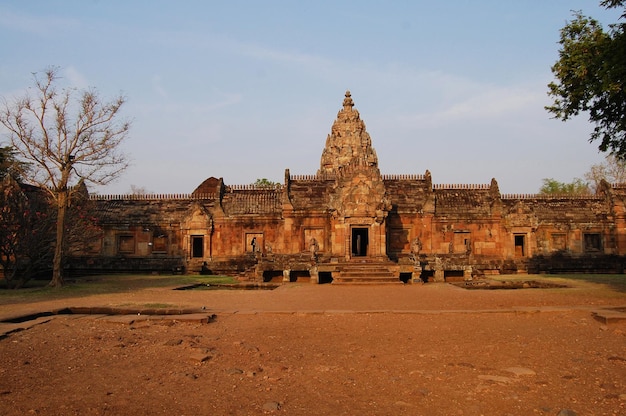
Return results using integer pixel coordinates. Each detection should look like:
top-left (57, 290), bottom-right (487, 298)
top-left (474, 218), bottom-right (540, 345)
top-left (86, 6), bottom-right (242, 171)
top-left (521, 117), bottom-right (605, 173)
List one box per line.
top-left (332, 260), bottom-right (402, 285)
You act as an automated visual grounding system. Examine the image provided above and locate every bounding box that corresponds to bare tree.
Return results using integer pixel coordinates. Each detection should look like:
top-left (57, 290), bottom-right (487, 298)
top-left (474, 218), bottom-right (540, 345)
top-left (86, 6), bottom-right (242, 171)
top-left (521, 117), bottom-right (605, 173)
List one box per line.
top-left (130, 184), bottom-right (150, 195)
top-left (584, 155), bottom-right (626, 193)
top-left (0, 67), bottom-right (130, 287)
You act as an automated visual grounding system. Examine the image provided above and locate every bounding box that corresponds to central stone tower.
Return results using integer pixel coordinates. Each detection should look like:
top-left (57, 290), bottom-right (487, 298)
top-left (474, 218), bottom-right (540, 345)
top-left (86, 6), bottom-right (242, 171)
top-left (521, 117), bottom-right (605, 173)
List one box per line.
top-left (319, 91), bottom-right (391, 260)
top-left (318, 90), bottom-right (380, 175)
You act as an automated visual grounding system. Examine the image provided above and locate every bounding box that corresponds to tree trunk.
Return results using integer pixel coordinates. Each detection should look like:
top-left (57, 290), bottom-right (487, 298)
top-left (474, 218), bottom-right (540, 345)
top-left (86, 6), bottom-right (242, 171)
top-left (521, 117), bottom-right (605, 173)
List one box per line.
top-left (50, 190), bottom-right (68, 287)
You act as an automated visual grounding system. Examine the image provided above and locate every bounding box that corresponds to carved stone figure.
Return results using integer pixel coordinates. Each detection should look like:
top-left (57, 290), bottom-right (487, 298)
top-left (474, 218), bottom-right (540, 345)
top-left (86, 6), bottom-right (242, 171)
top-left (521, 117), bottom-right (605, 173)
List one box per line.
top-left (309, 237), bottom-right (319, 260)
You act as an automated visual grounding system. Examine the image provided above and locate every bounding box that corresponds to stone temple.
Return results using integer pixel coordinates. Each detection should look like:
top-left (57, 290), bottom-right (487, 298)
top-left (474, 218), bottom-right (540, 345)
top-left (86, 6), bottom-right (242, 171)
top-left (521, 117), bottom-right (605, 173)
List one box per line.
top-left (71, 91), bottom-right (626, 282)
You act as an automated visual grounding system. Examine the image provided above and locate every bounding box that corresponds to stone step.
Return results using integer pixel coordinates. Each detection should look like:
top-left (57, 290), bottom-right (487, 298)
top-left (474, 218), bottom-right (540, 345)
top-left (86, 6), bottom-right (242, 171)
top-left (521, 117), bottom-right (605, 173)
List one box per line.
top-left (333, 275), bottom-right (402, 283)
top-left (336, 273), bottom-right (397, 279)
top-left (332, 281), bottom-right (404, 285)
top-left (340, 269), bottom-right (395, 275)
top-left (333, 261), bottom-right (401, 284)
top-left (341, 267), bottom-right (394, 272)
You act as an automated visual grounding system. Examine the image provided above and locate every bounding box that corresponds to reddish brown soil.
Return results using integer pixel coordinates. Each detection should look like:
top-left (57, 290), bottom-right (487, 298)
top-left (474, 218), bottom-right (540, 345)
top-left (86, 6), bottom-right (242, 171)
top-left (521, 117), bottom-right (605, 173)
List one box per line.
top-left (0, 280), bottom-right (625, 416)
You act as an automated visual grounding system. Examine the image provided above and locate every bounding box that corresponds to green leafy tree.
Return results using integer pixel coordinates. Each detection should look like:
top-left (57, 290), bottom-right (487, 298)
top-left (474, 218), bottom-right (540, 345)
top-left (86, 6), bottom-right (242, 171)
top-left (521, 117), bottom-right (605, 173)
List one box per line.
top-left (253, 178), bottom-right (280, 188)
top-left (546, 1), bottom-right (626, 156)
top-left (0, 67), bottom-right (130, 287)
top-left (0, 145), bottom-right (28, 181)
top-left (539, 178), bottom-right (591, 195)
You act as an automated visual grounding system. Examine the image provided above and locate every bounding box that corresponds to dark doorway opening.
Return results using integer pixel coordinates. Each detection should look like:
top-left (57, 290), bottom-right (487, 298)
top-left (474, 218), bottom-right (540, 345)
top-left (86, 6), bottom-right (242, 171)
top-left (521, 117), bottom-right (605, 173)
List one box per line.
top-left (444, 270), bottom-right (465, 282)
top-left (318, 272), bottom-right (333, 284)
top-left (399, 272), bottom-right (412, 283)
top-left (191, 235), bottom-right (204, 258)
top-left (352, 227), bottom-right (369, 257)
top-left (290, 270), bottom-right (311, 283)
top-left (262, 270), bottom-right (283, 283)
top-left (514, 234), bottom-right (525, 257)
top-left (420, 269), bottom-right (434, 283)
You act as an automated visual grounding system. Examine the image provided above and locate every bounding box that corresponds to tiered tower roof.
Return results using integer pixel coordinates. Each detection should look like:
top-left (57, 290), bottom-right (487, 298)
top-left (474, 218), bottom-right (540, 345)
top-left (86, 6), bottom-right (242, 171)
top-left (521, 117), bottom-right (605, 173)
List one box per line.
top-left (318, 90), bottom-right (379, 175)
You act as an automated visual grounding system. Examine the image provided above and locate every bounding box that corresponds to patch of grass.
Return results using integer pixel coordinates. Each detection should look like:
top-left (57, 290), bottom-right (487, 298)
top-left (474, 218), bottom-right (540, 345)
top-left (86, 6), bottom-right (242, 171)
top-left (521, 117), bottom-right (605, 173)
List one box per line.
top-left (551, 274), bottom-right (626, 293)
top-left (193, 275), bottom-right (239, 284)
top-left (114, 302), bottom-right (177, 309)
top-left (141, 303), bottom-right (175, 309)
top-left (495, 274), bottom-right (626, 294)
top-left (0, 273), bottom-right (238, 305)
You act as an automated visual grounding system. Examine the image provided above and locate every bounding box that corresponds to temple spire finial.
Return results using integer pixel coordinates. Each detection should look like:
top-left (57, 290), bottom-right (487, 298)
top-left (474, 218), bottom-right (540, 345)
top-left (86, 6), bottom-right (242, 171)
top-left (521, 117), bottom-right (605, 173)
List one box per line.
top-left (343, 90), bottom-right (354, 110)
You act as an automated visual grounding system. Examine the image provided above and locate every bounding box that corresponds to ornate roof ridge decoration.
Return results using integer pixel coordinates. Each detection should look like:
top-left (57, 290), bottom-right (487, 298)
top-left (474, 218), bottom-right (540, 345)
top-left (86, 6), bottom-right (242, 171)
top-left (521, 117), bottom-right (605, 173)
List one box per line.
top-left (89, 193), bottom-right (219, 201)
top-left (432, 183), bottom-right (492, 190)
top-left (289, 173), bottom-right (337, 181)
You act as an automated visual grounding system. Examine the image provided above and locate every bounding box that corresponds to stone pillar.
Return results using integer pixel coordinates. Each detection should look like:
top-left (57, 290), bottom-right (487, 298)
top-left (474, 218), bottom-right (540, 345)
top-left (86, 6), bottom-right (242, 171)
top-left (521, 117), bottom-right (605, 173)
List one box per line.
top-left (412, 264), bottom-right (422, 284)
top-left (310, 265), bottom-right (319, 284)
top-left (433, 257), bottom-right (445, 282)
top-left (254, 266), bottom-right (263, 283)
top-left (463, 266), bottom-right (473, 281)
top-left (282, 269), bottom-right (291, 283)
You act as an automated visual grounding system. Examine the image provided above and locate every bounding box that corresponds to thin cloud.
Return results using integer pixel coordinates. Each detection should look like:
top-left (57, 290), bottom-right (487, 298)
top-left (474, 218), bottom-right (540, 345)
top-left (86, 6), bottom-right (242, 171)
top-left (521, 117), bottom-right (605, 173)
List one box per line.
top-left (64, 66), bottom-right (89, 90)
top-left (151, 75), bottom-right (168, 98)
top-left (0, 7), bottom-right (78, 36)
top-left (131, 90), bottom-right (242, 115)
top-left (397, 84), bottom-right (543, 129)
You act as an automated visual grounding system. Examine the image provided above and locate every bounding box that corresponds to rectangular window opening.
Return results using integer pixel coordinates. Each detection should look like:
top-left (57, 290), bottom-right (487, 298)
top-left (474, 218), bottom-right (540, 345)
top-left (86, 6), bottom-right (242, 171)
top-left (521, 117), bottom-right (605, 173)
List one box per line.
top-left (153, 235), bottom-right (167, 253)
top-left (551, 233), bottom-right (567, 252)
top-left (584, 233), bottom-right (602, 252)
top-left (118, 235), bottom-right (135, 254)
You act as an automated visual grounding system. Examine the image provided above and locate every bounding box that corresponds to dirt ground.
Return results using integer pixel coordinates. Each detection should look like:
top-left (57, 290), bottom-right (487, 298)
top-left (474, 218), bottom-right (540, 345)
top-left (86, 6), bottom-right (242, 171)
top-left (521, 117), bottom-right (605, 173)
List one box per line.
top-left (0, 279), bottom-right (625, 416)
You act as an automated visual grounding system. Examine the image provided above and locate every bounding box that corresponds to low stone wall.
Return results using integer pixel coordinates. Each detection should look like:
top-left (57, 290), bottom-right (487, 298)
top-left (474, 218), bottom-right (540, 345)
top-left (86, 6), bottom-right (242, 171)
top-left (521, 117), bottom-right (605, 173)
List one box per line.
top-left (65, 256), bottom-right (186, 276)
top-left (528, 254), bottom-right (626, 274)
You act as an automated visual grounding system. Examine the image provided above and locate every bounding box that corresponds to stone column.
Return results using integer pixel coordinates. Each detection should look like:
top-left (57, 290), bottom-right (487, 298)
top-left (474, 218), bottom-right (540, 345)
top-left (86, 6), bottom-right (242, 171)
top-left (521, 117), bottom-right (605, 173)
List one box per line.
top-left (412, 264), bottom-right (423, 284)
top-left (463, 266), bottom-right (473, 281)
top-left (310, 265), bottom-right (319, 284)
top-left (433, 257), bottom-right (445, 282)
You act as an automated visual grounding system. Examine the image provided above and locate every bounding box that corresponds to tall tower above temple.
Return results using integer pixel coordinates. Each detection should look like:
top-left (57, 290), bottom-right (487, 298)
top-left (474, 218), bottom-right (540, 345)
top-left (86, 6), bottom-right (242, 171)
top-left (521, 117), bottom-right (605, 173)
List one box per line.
top-left (318, 90), bottom-right (379, 176)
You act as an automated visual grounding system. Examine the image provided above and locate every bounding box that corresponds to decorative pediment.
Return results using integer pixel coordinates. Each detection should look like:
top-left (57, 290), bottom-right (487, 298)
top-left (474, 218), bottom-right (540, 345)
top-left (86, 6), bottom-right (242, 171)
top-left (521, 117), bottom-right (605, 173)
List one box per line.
top-left (329, 170), bottom-right (391, 222)
top-left (183, 202), bottom-right (212, 230)
top-left (504, 200), bottom-right (538, 229)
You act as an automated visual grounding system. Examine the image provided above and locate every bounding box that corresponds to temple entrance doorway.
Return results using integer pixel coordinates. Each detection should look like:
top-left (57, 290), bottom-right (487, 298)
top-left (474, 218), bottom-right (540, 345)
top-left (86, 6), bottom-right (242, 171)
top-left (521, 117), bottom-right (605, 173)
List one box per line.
top-left (514, 234), bottom-right (526, 257)
top-left (191, 235), bottom-right (204, 258)
top-left (351, 227), bottom-right (369, 257)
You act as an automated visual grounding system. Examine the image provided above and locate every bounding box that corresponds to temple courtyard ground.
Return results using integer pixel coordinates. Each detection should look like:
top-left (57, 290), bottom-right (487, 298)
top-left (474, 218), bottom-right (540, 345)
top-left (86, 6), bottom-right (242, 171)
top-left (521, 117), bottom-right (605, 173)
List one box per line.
top-left (0, 276), bottom-right (625, 416)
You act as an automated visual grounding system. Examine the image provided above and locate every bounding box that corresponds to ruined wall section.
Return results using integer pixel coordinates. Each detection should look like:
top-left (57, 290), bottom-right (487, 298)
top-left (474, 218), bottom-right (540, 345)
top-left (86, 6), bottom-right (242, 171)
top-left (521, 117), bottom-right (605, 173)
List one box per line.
top-left (501, 196), bottom-right (613, 256)
top-left (383, 174), bottom-right (433, 260)
top-left (210, 188), bottom-right (283, 259)
top-left (429, 182), bottom-right (502, 257)
top-left (221, 189), bottom-right (282, 216)
top-left (281, 176), bottom-right (334, 255)
top-left (66, 196), bottom-right (219, 273)
top-left (605, 182), bottom-right (626, 254)
top-left (94, 198), bottom-right (214, 258)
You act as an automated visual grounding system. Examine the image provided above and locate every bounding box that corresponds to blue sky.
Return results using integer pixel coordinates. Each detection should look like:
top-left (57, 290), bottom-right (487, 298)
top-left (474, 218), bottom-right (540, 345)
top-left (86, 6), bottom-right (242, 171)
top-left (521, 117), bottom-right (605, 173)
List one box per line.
top-left (0, 1), bottom-right (623, 194)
